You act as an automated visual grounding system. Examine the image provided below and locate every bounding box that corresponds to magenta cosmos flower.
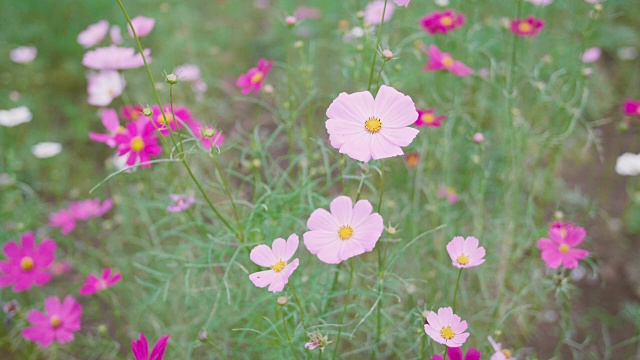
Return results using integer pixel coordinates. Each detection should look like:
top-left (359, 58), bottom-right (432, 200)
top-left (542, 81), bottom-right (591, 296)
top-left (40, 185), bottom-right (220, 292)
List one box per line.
top-left (48, 209), bottom-right (77, 235)
top-left (623, 99), bottom-right (640, 117)
top-left (79, 267), bottom-right (122, 295)
top-left (167, 194), bottom-right (196, 213)
top-left (446, 236), bottom-right (486, 268)
top-left (236, 58), bottom-right (273, 95)
top-left (249, 234), bottom-right (300, 292)
top-left (537, 222), bottom-right (588, 269)
top-left (128, 16), bottom-right (155, 38)
top-left (432, 346), bottom-right (482, 360)
top-left (90, 109), bottom-right (126, 148)
top-left (420, 9), bottom-right (465, 35)
top-left (326, 85), bottom-right (419, 162)
top-left (22, 296), bottom-right (82, 348)
top-left (415, 108), bottom-right (447, 128)
top-left (364, 0), bottom-right (396, 25)
top-left (82, 45), bottom-right (151, 70)
top-left (147, 105), bottom-right (193, 136)
top-left (114, 118), bottom-right (162, 168)
top-left (0, 232), bottom-right (56, 292)
top-left (424, 307), bottom-right (469, 347)
top-left (132, 333), bottom-right (170, 360)
top-left (423, 45), bottom-right (474, 77)
top-left (304, 196), bottom-right (384, 264)
top-left (77, 20), bottom-right (109, 48)
top-left (511, 17), bottom-right (544, 37)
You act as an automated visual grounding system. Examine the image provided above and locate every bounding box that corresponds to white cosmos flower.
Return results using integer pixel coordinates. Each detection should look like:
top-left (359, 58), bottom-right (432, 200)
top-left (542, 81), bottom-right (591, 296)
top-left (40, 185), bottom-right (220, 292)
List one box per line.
top-left (87, 70), bottom-right (126, 107)
top-left (615, 153), bottom-right (640, 176)
top-left (32, 142), bottom-right (62, 158)
top-left (0, 106), bottom-right (32, 127)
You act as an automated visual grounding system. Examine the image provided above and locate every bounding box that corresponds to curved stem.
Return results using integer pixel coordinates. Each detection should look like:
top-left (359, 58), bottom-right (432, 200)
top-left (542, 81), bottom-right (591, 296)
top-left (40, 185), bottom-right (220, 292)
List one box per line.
top-left (366, 0), bottom-right (388, 92)
top-left (282, 307), bottom-right (300, 360)
top-left (452, 268), bottom-right (463, 313)
top-left (332, 259), bottom-right (355, 360)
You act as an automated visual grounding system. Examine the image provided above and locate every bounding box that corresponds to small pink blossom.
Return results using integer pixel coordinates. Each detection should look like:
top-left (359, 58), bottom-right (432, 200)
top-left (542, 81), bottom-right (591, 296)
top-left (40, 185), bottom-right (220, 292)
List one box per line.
top-left (525, 0), bottom-right (553, 5)
top-left (82, 45), bottom-right (151, 70)
top-left (22, 296), bottom-right (82, 348)
top-left (69, 198), bottom-right (113, 221)
top-left (89, 109), bottom-right (126, 147)
top-left (295, 7), bottom-right (322, 20)
top-left (511, 17), bottom-right (545, 37)
top-left (114, 118), bottom-right (163, 168)
top-left (79, 268), bottom-right (122, 295)
top-left (0, 232), bottom-right (56, 292)
top-left (623, 99), bottom-right (640, 117)
top-left (438, 186), bottom-right (459, 204)
top-left (424, 307), bottom-right (469, 347)
top-left (87, 70), bottom-right (126, 107)
top-left (249, 234), bottom-right (300, 292)
top-left (77, 20), bottom-right (109, 48)
top-left (446, 236), bottom-right (486, 268)
top-left (236, 58), bottom-right (273, 95)
top-left (48, 209), bottom-right (77, 235)
top-left (537, 222), bottom-right (589, 269)
top-left (364, 0), bottom-right (396, 25)
top-left (581, 47), bottom-right (601, 63)
top-left (423, 45), bottom-right (474, 77)
top-left (128, 16), bottom-right (156, 38)
top-left (131, 333), bottom-right (170, 360)
top-left (473, 133), bottom-right (484, 143)
top-left (10, 46), bottom-right (37, 64)
top-left (489, 336), bottom-right (517, 360)
top-left (304, 196), bottom-right (384, 264)
top-left (166, 194), bottom-right (196, 213)
top-left (420, 9), bottom-right (465, 35)
top-left (431, 347), bottom-right (482, 360)
top-left (415, 108), bottom-right (447, 128)
top-left (186, 120), bottom-right (225, 150)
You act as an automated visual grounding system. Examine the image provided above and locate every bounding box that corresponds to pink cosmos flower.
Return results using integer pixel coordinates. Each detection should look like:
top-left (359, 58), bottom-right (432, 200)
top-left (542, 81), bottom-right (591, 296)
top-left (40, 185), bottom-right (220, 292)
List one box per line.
top-left (77, 20), bottom-right (109, 48)
top-left (110, 25), bottom-right (123, 44)
top-left (128, 16), bottom-right (156, 38)
top-left (187, 120), bottom-right (225, 150)
top-left (473, 133), bottom-right (484, 143)
top-left (438, 185), bottom-right (459, 204)
top-left (364, 0), bottom-right (396, 25)
top-left (49, 209), bottom-right (77, 235)
top-left (525, 0), bottom-right (553, 5)
top-left (166, 194), bottom-right (196, 213)
top-left (415, 108), bottom-right (447, 128)
top-left (424, 307), bottom-right (469, 347)
top-left (132, 333), bottom-right (170, 360)
top-left (121, 105), bottom-right (144, 121)
top-left (325, 85), bottom-right (419, 162)
top-left (489, 336), bottom-right (517, 360)
top-left (0, 232), bottom-right (56, 292)
top-left (69, 198), bottom-right (113, 221)
top-left (148, 105), bottom-right (192, 136)
top-left (510, 17), bottom-right (545, 37)
top-left (537, 222), bottom-right (589, 269)
top-left (90, 109), bottom-right (126, 147)
top-left (10, 46), bottom-right (37, 64)
top-left (623, 99), bottom-right (640, 117)
top-left (82, 45), bottom-right (151, 70)
top-left (79, 267), bottom-right (122, 295)
top-left (420, 9), bottom-right (465, 35)
top-left (423, 45), bottom-right (474, 77)
top-left (581, 47), bottom-right (601, 63)
top-left (236, 58), bottom-right (273, 95)
top-left (87, 70), bottom-right (126, 107)
top-left (393, 0), bottom-right (410, 6)
top-left (304, 196), bottom-right (384, 264)
top-left (446, 236), bottom-right (486, 268)
top-left (431, 346), bottom-right (482, 360)
top-left (114, 118), bottom-right (163, 168)
top-left (22, 296), bottom-right (82, 348)
top-left (249, 234), bottom-right (300, 292)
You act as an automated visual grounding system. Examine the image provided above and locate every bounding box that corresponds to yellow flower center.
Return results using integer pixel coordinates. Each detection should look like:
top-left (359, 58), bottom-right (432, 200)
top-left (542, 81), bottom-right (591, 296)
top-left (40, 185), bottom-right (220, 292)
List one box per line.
top-left (421, 113), bottom-right (435, 124)
top-left (20, 257), bottom-right (34, 271)
top-left (271, 260), bottom-right (286, 273)
top-left (442, 56), bottom-right (454, 68)
top-left (457, 255), bottom-right (469, 265)
top-left (50, 315), bottom-right (61, 328)
top-left (364, 117), bottom-right (382, 133)
top-left (130, 137), bottom-right (145, 152)
top-left (440, 16), bottom-right (453, 27)
top-left (250, 71), bottom-right (264, 84)
top-left (558, 244), bottom-right (570, 253)
top-left (501, 350), bottom-right (512, 359)
top-left (159, 113), bottom-right (174, 125)
top-left (518, 22), bottom-right (533, 33)
top-left (338, 226), bottom-right (354, 240)
top-left (440, 326), bottom-right (455, 340)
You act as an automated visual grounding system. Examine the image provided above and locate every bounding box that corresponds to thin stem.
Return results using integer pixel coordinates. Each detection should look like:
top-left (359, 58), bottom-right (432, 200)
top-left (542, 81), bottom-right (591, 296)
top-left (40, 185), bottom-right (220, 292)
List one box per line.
top-left (169, 84), bottom-right (185, 157)
top-left (282, 308), bottom-right (300, 360)
top-left (205, 339), bottom-right (228, 360)
top-left (212, 151), bottom-right (242, 229)
top-left (366, 0), bottom-right (388, 91)
top-left (288, 282), bottom-right (308, 332)
top-left (371, 160), bottom-right (385, 358)
top-left (332, 259), bottom-right (355, 360)
top-left (321, 263), bottom-right (342, 314)
top-left (375, 60), bottom-right (387, 89)
top-left (377, 160), bottom-right (385, 213)
top-left (452, 268), bottom-right (463, 313)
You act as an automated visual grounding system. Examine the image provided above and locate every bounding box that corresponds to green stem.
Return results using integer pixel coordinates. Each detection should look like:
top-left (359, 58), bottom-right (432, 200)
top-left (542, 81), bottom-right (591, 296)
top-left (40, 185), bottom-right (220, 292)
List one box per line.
top-left (212, 150), bottom-right (242, 229)
top-left (282, 307), bottom-right (300, 360)
top-left (375, 60), bottom-right (387, 89)
top-left (332, 259), bottom-right (355, 360)
top-left (366, 0), bottom-right (388, 91)
top-left (321, 263), bottom-right (342, 314)
top-left (288, 282), bottom-right (308, 332)
top-left (377, 160), bottom-right (385, 213)
top-left (205, 339), bottom-right (228, 360)
top-left (452, 268), bottom-right (463, 313)
top-left (371, 161), bottom-right (385, 358)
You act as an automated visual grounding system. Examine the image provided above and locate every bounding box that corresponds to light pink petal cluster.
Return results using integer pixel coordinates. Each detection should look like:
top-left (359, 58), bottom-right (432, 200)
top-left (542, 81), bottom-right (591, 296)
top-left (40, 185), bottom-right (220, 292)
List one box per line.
top-left (78, 20), bottom-right (109, 48)
top-left (423, 45), bottom-right (474, 77)
top-left (537, 222), bottom-right (589, 269)
top-left (438, 185), bottom-right (459, 204)
top-left (131, 333), bottom-right (170, 360)
top-left (82, 45), bottom-right (151, 70)
top-left (249, 234), bottom-right (300, 292)
top-left (10, 46), bottom-right (37, 64)
top-left (424, 307), bottom-right (469, 347)
top-left (128, 16), bottom-right (155, 38)
top-left (79, 267), bottom-right (122, 295)
top-left (415, 108), bottom-right (447, 128)
top-left (304, 196), bottom-right (384, 264)
top-left (87, 70), bottom-right (126, 107)
top-left (420, 9), bottom-right (465, 35)
top-left (166, 194), bottom-right (196, 213)
top-left (21, 296), bottom-right (82, 348)
top-left (236, 58), bottom-right (273, 95)
top-left (510, 17), bottom-right (545, 37)
top-left (364, 0), bottom-right (396, 25)
top-left (581, 47), bottom-right (601, 63)
top-left (446, 236), bottom-right (486, 268)
top-left (49, 198), bottom-right (112, 234)
top-left (0, 232), bottom-right (56, 292)
top-left (488, 336), bottom-right (518, 360)
top-left (326, 85), bottom-right (419, 162)
top-left (393, 0), bottom-right (410, 6)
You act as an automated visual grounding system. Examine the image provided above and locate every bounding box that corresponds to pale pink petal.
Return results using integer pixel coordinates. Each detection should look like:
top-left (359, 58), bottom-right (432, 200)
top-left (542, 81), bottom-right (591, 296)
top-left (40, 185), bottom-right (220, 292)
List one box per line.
top-left (271, 238), bottom-right (287, 260)
top-left (329, 196), bottom-right (353, 225)
top-left (307, 208), bottom-right (340, 231)
top-left (370, 134), bottom-right (404, 160)
top-left (350, 200), bottom-right (374, 227)
top-left (437, 307), bottom-right (453, 326)
top-left (463, 237), bottom-right (479, 254)
top-left (380, 127), bottom-right (419, 147)
top-left (249, 270), bottom-right (276, 288)
top-left (426, 311), bottom-right (442, 329)
top-left (339, 132), bottom-right (374, 162)
top-left (250, 245), bottom-right (277, 267)
top-left (283, 234), bottom-right (299, 260)
top-left (373, 85), bottom-right (419, 127)
top-left (326, 91), bottom-right (374, 124)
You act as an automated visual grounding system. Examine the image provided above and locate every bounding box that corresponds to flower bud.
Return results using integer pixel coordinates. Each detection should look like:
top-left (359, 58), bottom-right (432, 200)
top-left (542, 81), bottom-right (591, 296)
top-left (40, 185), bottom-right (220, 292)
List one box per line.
top-left (473, 132), bottom-right (484, 143)
top-left (381, 49), bottom-right (393, 60)
top-left (199, 330), bottom-right (208, 341)
top-left (285, 16), bottom-right (297, 27)
top-left (142, 107), bottom-right (153, 117)
top-left (277, 296), bottom-right (288, 306)
top-left (166, 73), bottom-right (178, 84)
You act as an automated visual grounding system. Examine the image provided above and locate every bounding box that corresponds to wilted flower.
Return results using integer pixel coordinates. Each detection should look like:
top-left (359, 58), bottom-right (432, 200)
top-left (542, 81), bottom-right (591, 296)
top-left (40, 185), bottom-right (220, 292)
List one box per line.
top-left (305, 332), bottom-right (332, 352)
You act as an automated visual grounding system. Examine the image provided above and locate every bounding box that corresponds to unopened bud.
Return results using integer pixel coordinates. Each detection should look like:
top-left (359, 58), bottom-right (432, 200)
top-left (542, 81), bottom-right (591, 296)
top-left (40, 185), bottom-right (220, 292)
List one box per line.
top-left (166, 73), bottom-right (178, 84)
top-left (381, 49), bottom-right (393, 60)
top-left (473, 132), bottom-right (484, 143)
top-left (142, 107), bottom-right (153, 117)
top-left (263, 84), bottom-right (274, 94)
top-left (386, 226), bottom-right (397, 235)
top-left (594, 3), bottom-right (602, 12)
top-left (97, 324), bottom-right (108, 335)
top-left (199, 330), bottom-right (208, 341)
top-left (285, 16), bottom-right (297, 27)
top-left (201, 127), bottom-right (216, 138)
top-left (252, 159), bottom-right (262, 168)
top-left (277, 296), bottom-right (288, 306)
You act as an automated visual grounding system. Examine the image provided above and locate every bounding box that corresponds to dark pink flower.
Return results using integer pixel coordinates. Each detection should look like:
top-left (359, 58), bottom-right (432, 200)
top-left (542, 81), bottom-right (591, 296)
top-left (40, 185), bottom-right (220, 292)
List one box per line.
top-left (511, 17), bottom-right (544, 37)
top-left (148, 105), bottom-right (192, 136)
top-left (537, 222), bottom-right (589, 269)
top-left (423, 45), bottom-right (474, 77)
top-left (22, 296), bottom-right (82, 348)
top-left (82, 45), bottom-right (151, 70)
top-left (48, 209), bottom-right (77, 235)
top-left (420, 9), bottom-right (465, 35)
top-left (89, 109), bottom-right (126, 148)
top-left (69, 198), bottom-right (113, 221)
top-left (0, 232), bottom-right (56, 292)
top-left (415, 108), bottom-right (447, 128)
top-left (121, 105), bottom-right (144, 121)
top-left (79, 267), bottom-right (121, 295)
top-left (131, 333), bottom-right (170, 360)
top-left (114, 118), bottom-right (163, 168)
top-left (236, 59), bottom-right (273, 95)
top-left (623, 99), bottom-right (640, 117)
top-left (431, 346), bottom-right (481, 360)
